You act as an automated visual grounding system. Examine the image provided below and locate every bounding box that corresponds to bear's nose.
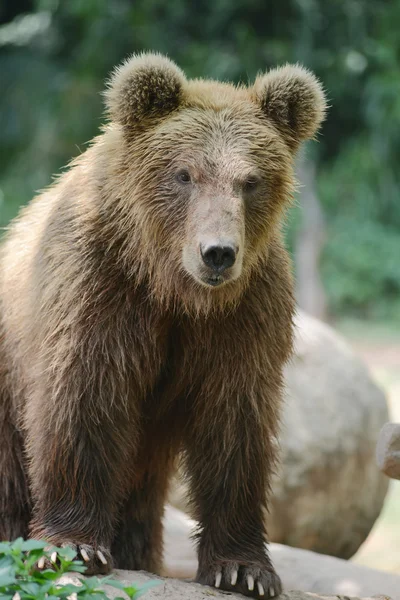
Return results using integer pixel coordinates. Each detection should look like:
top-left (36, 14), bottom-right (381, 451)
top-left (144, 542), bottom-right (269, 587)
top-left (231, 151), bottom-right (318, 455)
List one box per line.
top-left (201, 243), bottom-right (237, 272)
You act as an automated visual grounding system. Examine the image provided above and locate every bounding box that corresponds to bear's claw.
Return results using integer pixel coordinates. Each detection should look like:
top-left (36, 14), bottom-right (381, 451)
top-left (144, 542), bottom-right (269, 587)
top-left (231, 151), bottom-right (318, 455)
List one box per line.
top-left (203, 561), bottom-right (281, 598)
top-left (247, 574), bottom-right (255, 591)
top-left (36, 543), bottom-right (112, 575)
top-left (96, 549), bottom-right (108, 565)
top-left (80, 547), bottom-right (90, 562)
top-left (215, 569), bottom-right (222, 588)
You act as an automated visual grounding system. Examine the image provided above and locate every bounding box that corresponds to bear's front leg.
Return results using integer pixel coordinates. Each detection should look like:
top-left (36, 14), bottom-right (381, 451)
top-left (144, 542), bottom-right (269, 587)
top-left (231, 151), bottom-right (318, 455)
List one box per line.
top-left (185, 389), bottom-right (282, 598)
top-left (26, 351), bottom-right (139, 575)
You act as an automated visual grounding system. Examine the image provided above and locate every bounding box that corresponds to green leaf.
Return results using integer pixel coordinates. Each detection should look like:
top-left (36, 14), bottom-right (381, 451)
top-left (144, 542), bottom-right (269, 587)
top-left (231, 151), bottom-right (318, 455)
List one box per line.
top-left (79, 575), bottom-right (103, 591)
top-left (102, 579), bottom-right (126, 590)
top-left (120, 588), bottom-right (139, 599)
top-left (134, 580), bottom-right (161, 597)
top-left (10, 539), bottom-right (24, 553)
top-left (55, 583), bottom-right (83, 595)
top-left (0, 564), bottom-right (16, 587)
top-left (70, 564), bottom-right (87, 574)
top-left (18, 581), bottom-right (41, 594)
top-left (20, 540), bottom-right (47, 552)
top-left (36, 568), bottom-right (59, 580)
top-left (0, 557), bottom-right (13, 569)
top-left (36, 580), bottom-right (54, 593)
top-left (54, 546), bottom-right (78, 562)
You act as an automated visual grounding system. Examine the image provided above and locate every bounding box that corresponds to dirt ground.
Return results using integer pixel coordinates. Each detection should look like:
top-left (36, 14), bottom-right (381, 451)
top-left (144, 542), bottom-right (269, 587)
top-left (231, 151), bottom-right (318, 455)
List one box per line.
top-left (338, 321), bottom-right (400, 574)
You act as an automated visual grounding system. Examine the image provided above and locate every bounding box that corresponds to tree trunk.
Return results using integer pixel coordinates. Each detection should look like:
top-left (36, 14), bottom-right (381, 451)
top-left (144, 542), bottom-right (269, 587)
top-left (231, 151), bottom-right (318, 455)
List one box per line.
top-left (295, 157), bottom-right (328, 321)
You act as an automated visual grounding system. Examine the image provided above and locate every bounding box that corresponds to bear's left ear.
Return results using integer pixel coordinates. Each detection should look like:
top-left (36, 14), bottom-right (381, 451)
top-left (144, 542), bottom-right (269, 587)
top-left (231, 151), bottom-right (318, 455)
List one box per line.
top-left (252, 65), bottom-right (327, 152)
top-left (104, 53), bottom-right (186, 128)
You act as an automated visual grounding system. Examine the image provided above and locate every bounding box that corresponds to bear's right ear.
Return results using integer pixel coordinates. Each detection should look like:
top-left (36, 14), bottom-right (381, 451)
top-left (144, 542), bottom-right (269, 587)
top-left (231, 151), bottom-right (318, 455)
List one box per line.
top-left (104, 53), bottom-right (186, 128)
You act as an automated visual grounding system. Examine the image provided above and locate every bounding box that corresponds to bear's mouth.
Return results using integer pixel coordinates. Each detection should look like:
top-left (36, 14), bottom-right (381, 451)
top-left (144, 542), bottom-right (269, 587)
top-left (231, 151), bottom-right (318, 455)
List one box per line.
top-left (206, 274), bottom-right (224, 287)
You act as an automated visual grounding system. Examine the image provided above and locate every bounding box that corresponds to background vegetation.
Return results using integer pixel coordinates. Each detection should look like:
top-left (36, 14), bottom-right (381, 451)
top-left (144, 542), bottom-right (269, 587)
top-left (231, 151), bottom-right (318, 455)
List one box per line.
top-left (1, 0), bottom-right (399, 320)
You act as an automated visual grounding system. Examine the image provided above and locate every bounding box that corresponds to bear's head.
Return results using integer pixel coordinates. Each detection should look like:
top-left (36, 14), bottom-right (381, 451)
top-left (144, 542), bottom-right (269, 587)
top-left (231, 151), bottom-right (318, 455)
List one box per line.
top-left (103, 53), bottom-right (326, 313)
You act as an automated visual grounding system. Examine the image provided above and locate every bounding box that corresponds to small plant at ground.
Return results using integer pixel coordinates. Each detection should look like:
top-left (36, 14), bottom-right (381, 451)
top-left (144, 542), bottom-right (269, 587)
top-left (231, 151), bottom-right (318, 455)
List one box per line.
top-left (0, 538), bottom-right (158, 600)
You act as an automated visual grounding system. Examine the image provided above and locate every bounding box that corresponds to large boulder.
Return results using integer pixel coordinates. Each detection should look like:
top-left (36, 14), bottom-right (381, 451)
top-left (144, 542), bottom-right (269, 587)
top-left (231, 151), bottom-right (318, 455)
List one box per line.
top-left (376, 422), bottom-right (400, 479)
top-left (169, 311), bottom-right (389, 559)
top-left (270, 311), bottom-right (389, 558)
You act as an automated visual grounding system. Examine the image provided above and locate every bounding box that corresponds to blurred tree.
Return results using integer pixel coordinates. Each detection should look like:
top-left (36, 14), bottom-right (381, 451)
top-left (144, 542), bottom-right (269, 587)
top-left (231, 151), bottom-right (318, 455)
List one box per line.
top-left (0, 0), bottom-right (399, 318)
top-left (295, 156), bottom-right (328, 320)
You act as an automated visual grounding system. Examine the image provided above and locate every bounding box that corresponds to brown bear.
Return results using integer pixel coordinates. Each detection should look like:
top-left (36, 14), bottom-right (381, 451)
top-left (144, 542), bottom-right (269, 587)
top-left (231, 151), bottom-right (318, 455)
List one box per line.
top-left (0, 53), bottom-right (326, 597)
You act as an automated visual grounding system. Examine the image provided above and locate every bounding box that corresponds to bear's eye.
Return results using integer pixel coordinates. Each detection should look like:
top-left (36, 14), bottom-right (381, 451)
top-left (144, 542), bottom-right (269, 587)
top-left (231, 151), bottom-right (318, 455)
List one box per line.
top-left (176, 169), bottom-right (192, 184)
top-left (243, 176), bottom-right (261, 193)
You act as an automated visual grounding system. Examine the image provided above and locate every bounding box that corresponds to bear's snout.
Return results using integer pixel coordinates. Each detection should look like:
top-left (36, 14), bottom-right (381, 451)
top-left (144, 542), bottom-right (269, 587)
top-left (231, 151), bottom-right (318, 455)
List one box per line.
top-left (200, 243), bottom-right (237, 273)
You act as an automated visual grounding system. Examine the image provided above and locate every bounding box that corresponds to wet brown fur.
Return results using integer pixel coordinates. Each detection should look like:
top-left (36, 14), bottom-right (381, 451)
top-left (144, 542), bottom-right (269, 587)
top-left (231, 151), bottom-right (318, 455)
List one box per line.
top-left (0, 53), bottom-right (326, 595)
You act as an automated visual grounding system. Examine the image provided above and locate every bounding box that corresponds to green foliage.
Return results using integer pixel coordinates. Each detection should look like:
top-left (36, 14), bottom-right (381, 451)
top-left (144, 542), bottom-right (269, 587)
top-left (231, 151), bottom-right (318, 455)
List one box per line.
top-left (322, 219), bottom-right (400, 319)
top-left (317, 135), bottom-right (400, 318)
top-left (0, 538), bottom-right (158, 600)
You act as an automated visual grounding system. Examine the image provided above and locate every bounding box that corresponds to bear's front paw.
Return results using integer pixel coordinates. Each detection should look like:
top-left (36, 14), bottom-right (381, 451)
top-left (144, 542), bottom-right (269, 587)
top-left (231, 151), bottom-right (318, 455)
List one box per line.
top-left (37, 542), bottom-right (112, 575)
top-left (196, 560), bottom-right (282, 598)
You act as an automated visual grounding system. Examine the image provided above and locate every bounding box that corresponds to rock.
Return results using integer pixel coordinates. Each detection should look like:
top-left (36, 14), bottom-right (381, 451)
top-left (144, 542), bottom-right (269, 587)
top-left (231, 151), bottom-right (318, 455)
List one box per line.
top-left (162, 505), bottom-right (400, 600)
top-left (59, 570), bottom-right (394, 600)
top-left (271, 544), bottom-right (399, 599)
top-left (269, 311), bottom-right (389, 558)
top-left (169, 311), bottom-right (390, 559)
top-left (376, 423), bottom-right (400, 479)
